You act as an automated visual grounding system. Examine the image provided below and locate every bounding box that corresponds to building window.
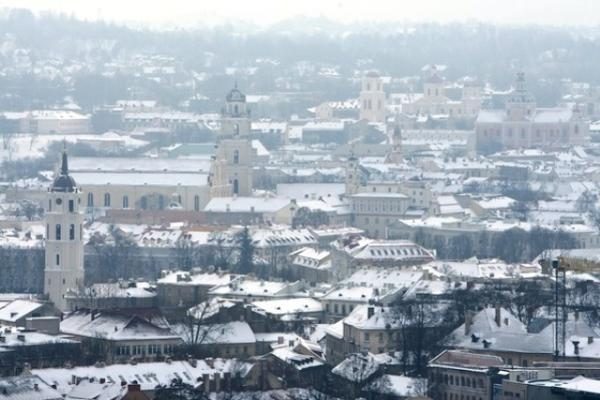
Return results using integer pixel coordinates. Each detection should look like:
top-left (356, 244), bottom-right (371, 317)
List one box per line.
top-left (233, 150), bottom-right (240, 164)
top-left (48, 199), bottom-right (52, 212)
top-left (364, 332), bottom-right (370, 342)
top-left (194, 195), bottom-right (200, 211)
top-left (141, 197), bottom-right (148, 210)
top-left (69, 224), bottom-right (75, 240)
top-left (233, 179), bottom-right (239, 195)
top-left (55, 224), bottom-right (61, 240)
top-left (104, 193), bottom-right (111, 207)
top-left (158, 195), bottom-right (165, 210)
top-left (122, 196), bottom-right (129, 209)
top-left (87, 193), bottom-right (94, 207)
top-left (46, 224), bottom-right (49, 239)
top-left (56, 254), bottom-right (60, 266)
top-left (69, 199), bottom-right (74, 212)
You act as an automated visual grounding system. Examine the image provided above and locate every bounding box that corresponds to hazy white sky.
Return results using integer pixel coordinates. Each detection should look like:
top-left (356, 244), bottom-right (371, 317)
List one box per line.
top-left (0, 0), bottom-right (598, 28)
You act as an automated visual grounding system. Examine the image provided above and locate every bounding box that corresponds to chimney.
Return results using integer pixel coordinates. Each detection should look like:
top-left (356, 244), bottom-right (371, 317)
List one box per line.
top-left (464, 311), bottom-right (473, 335)
top-left (482, 339), bottom-right (491, 349)
top-left (494, 306), bottom-right (501, 327)
top-left (203, 373), bottom-right (210, 393)
top-left (127, 383), bottom-right (141, 393)
top-left (367, 306), bottom-right (375, 319)
top-left (223, 372), bottom-right (232, 392)
top-left (277, 336), bottom-right (284, 345)
top-left (589, 337), bottom-right (594, 344)
top-left (573, 340), bottom-right (580, 356)
top-left (214, 373), bottom-right (221, 392)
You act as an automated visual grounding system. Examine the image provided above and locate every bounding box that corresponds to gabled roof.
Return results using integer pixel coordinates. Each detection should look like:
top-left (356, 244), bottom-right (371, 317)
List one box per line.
top-left (0, 300), bottom-right (45, 323)
top-left (60, 311), bottom-right (180, 341)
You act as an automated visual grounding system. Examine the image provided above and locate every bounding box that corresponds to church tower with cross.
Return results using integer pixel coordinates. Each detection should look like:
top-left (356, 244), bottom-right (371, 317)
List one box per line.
top-left (44, 145), bottom-right (85, 311)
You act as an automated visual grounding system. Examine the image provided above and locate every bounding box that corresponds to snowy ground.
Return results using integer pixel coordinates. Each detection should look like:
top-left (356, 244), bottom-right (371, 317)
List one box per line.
top-left (0, 133), bottom-right (147, 162)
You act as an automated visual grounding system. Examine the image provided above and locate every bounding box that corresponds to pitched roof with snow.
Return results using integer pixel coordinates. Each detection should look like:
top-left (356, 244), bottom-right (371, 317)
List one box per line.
top-left (60, 311), bottom-right (180, 342)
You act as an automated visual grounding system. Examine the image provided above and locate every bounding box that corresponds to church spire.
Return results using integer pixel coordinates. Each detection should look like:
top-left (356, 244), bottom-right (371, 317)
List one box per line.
top-left (61, 140), bottom-right (69, 176)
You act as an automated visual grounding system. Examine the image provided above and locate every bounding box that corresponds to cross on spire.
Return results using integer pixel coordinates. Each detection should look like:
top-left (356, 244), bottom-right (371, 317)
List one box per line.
top-left (61, 139), bottom-right (69, 176)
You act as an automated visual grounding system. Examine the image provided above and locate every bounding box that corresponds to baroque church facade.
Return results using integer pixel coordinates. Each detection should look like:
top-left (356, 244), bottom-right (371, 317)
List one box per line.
top-left (475, 72), bottom-right (589, 152)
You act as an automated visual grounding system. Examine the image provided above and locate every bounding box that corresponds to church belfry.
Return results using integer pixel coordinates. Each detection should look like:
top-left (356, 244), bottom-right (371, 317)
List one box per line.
top-left (221, 83), bottom-right (251, 137)
top-left (209, 85), bottom-right (255, 198)
top-left (385, 120), bottom-right (403, 164)
top-left (506, 72), bottom-right (536, 121)
top-left (44, 145), bottom-right (84, 311)
top-left (359, 71), bottom-right (387, 123)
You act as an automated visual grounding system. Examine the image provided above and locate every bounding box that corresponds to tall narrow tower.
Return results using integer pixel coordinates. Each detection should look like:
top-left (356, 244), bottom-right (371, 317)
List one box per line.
top-left (44, 146), bottom-right (84, 311)
top-left (385, 122), bottom-right (403, 164)
top-left (345, 154), bottom-right (364, 195)
top-left (209, 85), bottom-right (255, 198)
top-left (359, 72), bottom-right (386, 123)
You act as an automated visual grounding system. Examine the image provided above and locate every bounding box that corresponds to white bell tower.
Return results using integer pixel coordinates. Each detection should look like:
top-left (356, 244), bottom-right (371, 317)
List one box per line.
top-left (44, 145), bottom-right (84, 311)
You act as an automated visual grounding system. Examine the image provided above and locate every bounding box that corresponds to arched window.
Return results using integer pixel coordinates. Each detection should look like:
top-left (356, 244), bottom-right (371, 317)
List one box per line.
top-left (194, 195), bottom-right (200, 211)
top-left (234, 104), bottom-right (239, 115)
top-left (56, 254), bottom-right (60, 266)
top-left (233, 150), bottom-right (240, 164)
top-left (55, 224), bottom-right (61, 240)
top-left (104, 193), bottom-right (111, 207)
top-left (69, 224), bottom-right (75, 240)
top-left (122, 196), bottom-right (129, 209)
top-left (233, 179), bottom-right (239, 195)
top-left (87, 193), bottom-right (94, 207)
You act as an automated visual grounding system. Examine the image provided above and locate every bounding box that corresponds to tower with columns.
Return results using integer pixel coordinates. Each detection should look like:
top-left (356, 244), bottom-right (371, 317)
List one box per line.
top-left (359, 71), bottom-right (386, 123)
top-left (44, 147), bottom-right (84, 311)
